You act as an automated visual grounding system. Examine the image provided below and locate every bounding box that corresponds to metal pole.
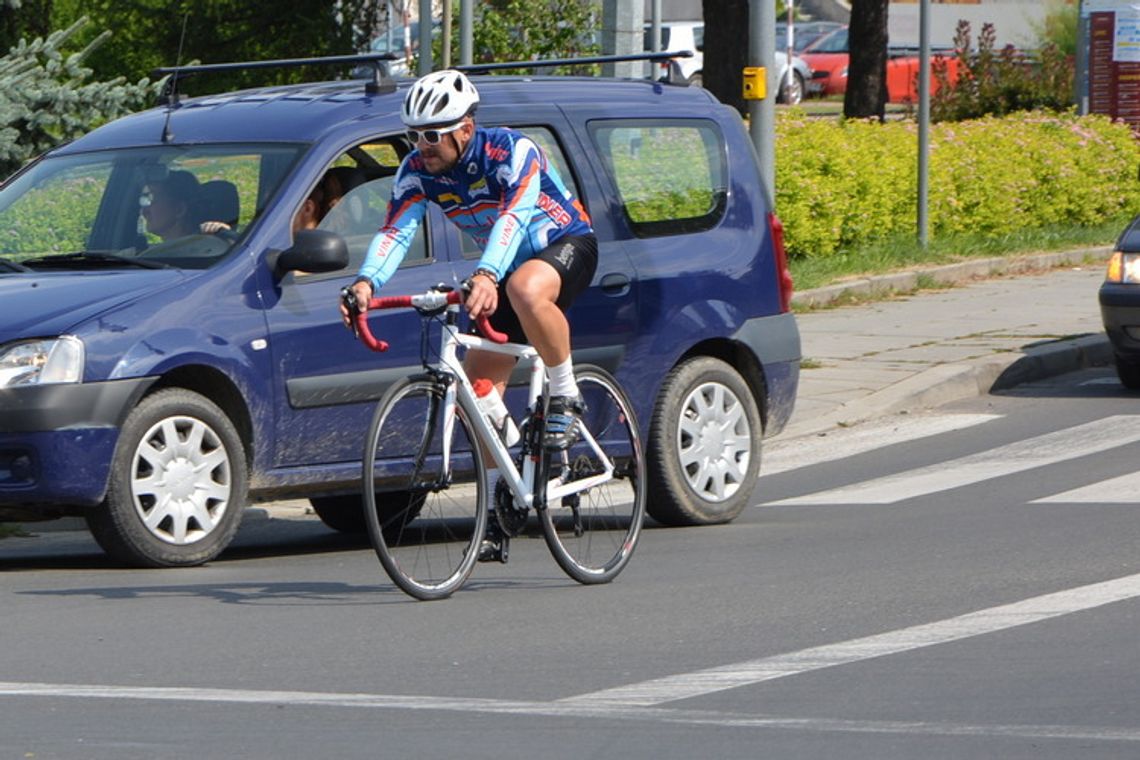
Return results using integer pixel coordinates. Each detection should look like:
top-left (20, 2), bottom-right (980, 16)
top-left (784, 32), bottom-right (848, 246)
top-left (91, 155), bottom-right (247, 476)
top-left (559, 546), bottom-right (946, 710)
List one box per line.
top-left (417, 0), bottom-right (433, 74)
top-left (917, 0), bottom-right (930, 247)
top-left (441, 0), bottom-right (452, 68)
top-left (750, 0), bottom-right (776, 205)
top-left (784, 1), bottom-right (794, 101)
top-left (460, 0), bottom-right (473, 66)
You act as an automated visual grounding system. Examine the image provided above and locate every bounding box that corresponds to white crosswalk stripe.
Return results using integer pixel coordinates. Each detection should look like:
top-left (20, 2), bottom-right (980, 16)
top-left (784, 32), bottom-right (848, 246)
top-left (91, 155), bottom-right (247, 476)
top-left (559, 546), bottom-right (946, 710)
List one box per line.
top-left (1032, 471), bottom-right (1140, 504)
top-left (765, 416), bottom-right (1140, 506)
top-left (763, 413), bottom-right (1001, 476)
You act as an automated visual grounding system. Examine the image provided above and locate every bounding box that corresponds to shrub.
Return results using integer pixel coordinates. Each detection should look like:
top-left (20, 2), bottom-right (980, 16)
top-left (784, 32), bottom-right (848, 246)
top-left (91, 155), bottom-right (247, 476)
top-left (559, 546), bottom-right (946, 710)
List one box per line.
top-left (775, 109), bottom-right (1140, 260)
top-left (932, 21), bottom-right (1074, 123)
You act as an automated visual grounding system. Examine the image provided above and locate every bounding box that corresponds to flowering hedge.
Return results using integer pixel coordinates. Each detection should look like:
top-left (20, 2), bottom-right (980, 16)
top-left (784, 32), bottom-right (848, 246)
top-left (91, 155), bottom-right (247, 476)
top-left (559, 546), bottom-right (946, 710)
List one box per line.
top-left (775, 109), bottom-right (1140, 259)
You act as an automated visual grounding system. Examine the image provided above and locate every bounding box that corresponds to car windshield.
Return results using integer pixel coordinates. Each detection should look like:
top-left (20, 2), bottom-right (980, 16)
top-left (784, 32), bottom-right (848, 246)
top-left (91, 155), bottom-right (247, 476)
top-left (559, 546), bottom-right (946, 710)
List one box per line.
top-left (804, 27), bottom-right (848, 54)
top-left (0, 143), bottom-right (305, 271)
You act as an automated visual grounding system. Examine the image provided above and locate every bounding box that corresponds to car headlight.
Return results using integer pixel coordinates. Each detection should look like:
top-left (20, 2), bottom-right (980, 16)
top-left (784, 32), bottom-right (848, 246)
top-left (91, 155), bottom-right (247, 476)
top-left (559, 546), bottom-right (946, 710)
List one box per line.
top-left (0, 336), bottom-right (85, 388)
top-left (1105, 251), bottom-right (1140, 284)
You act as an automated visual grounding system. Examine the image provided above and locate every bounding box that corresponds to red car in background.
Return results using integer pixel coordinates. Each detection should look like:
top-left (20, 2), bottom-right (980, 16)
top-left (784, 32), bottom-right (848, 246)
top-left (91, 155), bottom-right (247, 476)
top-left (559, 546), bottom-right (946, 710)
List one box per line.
top-left (801, 26), bottom-right (959, 104)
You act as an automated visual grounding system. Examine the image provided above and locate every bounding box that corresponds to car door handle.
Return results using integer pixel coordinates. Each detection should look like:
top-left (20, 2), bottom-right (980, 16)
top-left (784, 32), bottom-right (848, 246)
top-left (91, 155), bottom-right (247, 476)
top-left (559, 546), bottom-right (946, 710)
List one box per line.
top-left (600, 272), bottom-right (630, 296)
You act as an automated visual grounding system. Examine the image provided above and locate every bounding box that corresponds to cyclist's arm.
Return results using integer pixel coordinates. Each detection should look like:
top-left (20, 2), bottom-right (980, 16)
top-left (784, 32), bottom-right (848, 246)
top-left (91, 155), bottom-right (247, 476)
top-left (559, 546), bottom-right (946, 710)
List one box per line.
top-left (356, 168), bottom-right (429, 292)
top-left (476, 138), bottom-right (542, 279)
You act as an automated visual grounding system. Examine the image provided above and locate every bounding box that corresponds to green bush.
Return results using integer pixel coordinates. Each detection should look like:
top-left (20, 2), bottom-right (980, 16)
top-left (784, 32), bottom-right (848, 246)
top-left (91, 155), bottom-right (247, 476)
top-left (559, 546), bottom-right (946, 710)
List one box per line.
top-left (776, 109), bottom-right (1140, 260)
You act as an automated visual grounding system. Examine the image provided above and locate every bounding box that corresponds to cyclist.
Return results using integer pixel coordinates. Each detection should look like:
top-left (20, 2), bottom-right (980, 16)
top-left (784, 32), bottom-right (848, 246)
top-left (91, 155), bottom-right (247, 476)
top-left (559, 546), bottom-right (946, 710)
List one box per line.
top-left (341, 69), bottom-right (598, 456)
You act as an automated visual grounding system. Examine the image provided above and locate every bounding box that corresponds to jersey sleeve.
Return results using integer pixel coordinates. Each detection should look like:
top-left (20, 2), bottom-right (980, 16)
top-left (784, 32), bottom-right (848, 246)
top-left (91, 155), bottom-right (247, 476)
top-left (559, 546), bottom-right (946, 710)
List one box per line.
top-left (477, 136), bottom-right (542, 278)
top-left (356, 161), bottom-right (429, 291)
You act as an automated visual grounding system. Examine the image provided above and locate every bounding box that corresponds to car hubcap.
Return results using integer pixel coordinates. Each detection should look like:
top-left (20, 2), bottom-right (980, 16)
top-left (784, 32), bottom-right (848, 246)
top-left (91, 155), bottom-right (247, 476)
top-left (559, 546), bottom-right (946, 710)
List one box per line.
top-left (130, 416), bottom-right (232, 545)
top-left (677, 382), bottom-right (751, 502)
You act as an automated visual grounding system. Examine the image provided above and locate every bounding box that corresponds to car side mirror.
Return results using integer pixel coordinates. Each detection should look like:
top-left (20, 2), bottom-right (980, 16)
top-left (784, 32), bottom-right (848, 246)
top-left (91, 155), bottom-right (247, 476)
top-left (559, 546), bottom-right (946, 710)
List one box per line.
top-left (268, 229), bottom-right (349, 279)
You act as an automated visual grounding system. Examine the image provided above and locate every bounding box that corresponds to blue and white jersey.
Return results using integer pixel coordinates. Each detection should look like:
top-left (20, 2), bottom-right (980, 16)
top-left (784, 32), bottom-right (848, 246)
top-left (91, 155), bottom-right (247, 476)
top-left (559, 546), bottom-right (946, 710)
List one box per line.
top-left (357, 125), bottom-right (593, 291)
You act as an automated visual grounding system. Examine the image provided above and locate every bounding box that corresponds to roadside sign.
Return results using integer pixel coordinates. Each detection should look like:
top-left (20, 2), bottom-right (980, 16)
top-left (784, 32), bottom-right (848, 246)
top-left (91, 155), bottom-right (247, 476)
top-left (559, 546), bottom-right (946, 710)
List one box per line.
top-left (1081, 0), bottom-right (1140, 125)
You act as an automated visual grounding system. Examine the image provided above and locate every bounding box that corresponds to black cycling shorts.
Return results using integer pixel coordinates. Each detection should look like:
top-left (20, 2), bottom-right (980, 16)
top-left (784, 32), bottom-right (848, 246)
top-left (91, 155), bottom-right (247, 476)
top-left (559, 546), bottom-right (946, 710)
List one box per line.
top-left (481, 234), bottom-right (599, 345)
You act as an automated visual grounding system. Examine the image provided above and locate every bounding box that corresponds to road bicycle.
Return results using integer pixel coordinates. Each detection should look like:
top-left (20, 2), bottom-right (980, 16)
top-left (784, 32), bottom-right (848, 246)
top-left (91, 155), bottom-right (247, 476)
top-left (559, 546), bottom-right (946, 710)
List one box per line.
top-left (344, 283), bottom-right (646, 600)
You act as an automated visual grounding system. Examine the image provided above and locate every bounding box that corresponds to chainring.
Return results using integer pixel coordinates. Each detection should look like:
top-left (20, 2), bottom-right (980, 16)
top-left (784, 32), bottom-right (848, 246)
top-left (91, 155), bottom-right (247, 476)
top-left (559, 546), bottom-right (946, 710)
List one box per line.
top-left (493, 477), bottom-right (529, 537)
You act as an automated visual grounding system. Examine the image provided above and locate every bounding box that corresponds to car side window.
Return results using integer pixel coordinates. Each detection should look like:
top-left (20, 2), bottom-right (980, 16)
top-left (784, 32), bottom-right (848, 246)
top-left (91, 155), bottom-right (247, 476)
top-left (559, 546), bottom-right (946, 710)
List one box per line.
top-left (458, 126), bottom-right (581, 259)
top-left (589, 119), bottom-right (727, 237)
top-left (295, 138), bottom-right (430, 276)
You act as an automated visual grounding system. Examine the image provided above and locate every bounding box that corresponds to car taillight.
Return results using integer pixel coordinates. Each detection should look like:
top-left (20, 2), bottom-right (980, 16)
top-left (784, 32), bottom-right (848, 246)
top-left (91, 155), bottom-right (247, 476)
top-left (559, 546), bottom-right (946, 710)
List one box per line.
top-left (768, 212), bottom-right (794, 313)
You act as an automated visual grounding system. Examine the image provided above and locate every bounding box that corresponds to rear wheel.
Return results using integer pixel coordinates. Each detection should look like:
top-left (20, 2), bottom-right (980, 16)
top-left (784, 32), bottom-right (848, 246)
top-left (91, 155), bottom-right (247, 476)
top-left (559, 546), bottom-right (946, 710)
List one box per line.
top-left (310, 492), bottom-right (423, 535)
top-left (86, 388), bottom-right (247, 567)
top-left (363, 377), bottom-right (486, 600)
top-left (539, 366), bottom-right (646, 584)
top-left (647, 357), bottom-right (762, 526)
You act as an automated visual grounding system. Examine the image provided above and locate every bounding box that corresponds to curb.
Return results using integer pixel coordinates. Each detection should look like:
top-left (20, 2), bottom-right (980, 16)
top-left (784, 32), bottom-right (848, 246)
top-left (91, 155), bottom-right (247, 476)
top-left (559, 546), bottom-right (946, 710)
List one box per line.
top-left (780, 333), bottom-right (1113, 440)
top-left (779, 248), bottom-right (1116, 439)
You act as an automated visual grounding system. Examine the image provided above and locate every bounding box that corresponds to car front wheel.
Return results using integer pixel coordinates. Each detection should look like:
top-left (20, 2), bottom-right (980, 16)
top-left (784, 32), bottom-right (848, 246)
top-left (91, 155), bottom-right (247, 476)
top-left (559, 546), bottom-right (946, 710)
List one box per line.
top-left (778, 72), bottom-right (805, 105)
top-left (86, 388), bottom-right (248, 567)
top-left (1115, 353), bottom-right (1140, 390)
top-left (647, 357), bottom-right (762, 525)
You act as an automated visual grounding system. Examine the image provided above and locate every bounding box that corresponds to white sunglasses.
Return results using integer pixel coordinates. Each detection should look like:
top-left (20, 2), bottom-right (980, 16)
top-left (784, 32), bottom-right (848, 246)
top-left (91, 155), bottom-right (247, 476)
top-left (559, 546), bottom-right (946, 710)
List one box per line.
top-left (406, 122), bottom-right (465, 145)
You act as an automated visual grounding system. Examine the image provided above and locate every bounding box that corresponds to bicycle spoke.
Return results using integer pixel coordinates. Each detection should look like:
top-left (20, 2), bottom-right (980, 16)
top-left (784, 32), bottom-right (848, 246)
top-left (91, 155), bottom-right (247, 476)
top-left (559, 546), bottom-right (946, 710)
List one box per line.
top-left (364, 379), bottom-right (486, 600)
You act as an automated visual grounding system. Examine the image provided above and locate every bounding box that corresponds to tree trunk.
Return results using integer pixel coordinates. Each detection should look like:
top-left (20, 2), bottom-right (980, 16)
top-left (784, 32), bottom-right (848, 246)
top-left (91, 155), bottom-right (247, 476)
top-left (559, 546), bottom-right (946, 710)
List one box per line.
top-left (844, 0), bottom-right (889, 120)
top-left (702, 0), bottom-right (748, 114)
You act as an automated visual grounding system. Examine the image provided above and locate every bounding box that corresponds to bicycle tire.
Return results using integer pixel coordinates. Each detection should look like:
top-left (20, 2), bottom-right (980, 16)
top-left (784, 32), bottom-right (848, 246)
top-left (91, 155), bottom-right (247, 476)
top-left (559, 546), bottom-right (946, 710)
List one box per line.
top-left (538, 366), bottom-right (646, 584)
top-left (363, 376), bottom-right (487, 600)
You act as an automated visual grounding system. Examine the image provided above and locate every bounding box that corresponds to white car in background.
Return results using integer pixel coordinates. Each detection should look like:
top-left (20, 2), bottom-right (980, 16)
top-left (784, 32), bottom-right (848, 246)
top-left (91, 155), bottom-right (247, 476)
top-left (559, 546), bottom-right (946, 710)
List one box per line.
top-left (646, 20), bottom-right (811, 103)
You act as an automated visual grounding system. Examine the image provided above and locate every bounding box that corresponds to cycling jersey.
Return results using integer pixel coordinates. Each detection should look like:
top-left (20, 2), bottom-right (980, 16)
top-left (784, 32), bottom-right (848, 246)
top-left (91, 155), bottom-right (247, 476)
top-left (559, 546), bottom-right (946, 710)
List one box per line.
top-left (357, 125), bottom-right (593, 291)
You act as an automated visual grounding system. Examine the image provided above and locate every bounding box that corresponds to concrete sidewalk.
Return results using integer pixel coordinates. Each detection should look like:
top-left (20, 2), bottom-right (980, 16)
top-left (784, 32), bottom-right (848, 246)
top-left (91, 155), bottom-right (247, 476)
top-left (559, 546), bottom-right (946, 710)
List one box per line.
top-left (778, 246), bottom-right (1115, 440)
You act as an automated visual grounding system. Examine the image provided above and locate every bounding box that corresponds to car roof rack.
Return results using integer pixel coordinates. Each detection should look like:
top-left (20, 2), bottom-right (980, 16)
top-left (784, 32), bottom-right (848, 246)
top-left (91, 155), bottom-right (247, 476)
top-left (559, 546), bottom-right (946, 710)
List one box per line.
top-left (153, 53), bottom-right (401, 104)
top-left (457, 51), bottom-right (694, 85)
top-left (152, 50), bottom-right (696, 105)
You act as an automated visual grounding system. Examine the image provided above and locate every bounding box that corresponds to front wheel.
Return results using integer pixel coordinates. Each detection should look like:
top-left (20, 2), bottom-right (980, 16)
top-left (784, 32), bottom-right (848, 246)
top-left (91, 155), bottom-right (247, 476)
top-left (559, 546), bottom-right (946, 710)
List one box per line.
top-left (85, 388), bottom-right (248, 567)
top-left (1114, 353), bottom-right (1140, 390)
top-left (539, 366), bottom-right (646, 584)
top-left (363, 377), bottom-right (487, 600)
top-left (778, 71), bottom-right (805, 105)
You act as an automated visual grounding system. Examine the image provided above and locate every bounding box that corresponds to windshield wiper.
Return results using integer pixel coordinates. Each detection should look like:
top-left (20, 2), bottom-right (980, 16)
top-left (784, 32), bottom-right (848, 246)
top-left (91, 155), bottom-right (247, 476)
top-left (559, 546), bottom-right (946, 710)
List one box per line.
top-left (21, 251), bottom-right (172, 270)
top-left (0, 259), bottom-right (34, 272)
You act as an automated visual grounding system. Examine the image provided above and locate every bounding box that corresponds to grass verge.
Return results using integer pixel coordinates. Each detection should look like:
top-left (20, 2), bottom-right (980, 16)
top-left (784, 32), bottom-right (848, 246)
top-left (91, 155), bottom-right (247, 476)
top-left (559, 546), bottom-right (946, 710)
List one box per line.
top-left (787, 214), bottom-right (1125, 292)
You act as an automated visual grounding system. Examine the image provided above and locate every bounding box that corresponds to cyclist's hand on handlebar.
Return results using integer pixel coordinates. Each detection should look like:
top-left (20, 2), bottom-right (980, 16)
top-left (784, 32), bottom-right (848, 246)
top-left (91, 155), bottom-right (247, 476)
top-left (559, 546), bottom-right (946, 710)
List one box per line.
top-left (340, 281), bottom-right (373, 329)
top-left (465, 271), bottom-right (498, 320)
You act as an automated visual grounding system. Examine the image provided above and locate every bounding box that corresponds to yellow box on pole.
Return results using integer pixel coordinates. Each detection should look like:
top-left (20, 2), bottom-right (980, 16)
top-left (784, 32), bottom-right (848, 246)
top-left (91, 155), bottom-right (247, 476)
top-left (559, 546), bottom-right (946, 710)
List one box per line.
top-left (743, 66), bottom-right (766, 100)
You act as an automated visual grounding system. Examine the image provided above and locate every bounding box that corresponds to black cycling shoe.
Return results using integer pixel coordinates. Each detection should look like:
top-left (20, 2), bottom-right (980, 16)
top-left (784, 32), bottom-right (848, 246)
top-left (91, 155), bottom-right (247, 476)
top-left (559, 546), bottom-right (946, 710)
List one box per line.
top-left (544, 395), bottom-right (585, 451)
top-left (477, 519), bottom-right (509, 563)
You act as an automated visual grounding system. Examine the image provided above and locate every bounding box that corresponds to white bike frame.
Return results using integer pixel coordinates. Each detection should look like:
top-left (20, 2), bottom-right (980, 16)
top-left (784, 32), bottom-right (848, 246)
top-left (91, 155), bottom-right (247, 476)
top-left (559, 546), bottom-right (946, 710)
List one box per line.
top-left (418, 293), bottom-right (616, 511)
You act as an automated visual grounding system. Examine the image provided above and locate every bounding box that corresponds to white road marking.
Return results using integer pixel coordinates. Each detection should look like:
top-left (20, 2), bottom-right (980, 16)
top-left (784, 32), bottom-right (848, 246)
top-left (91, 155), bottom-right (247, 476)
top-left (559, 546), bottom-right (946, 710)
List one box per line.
top-left (557, 571), bottom-right (1140, 707)
top-left (1032, 471), bottom-right (1140, 503)
top-left (1, 680), bottom-right (1140, 743)
top-left (5, 573), bottom-right (1140, 743)
top-left (0, 679), bottom-right (1139, 743)
top-left (765, 416), bottom-right (1140, 505)
top-left (763, 413), bottom-right (1001, 476)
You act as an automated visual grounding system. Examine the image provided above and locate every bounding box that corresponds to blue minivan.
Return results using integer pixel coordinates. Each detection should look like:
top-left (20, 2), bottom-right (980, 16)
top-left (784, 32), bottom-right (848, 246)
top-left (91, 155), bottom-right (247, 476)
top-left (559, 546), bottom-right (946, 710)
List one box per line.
top-left (0, 62), bottom-right (800, 566)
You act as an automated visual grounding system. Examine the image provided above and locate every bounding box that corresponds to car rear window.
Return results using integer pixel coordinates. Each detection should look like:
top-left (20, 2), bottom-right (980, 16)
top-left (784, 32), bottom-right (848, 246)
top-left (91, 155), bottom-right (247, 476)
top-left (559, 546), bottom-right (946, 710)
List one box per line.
top-left (589, 119), bottom-right (727, 237)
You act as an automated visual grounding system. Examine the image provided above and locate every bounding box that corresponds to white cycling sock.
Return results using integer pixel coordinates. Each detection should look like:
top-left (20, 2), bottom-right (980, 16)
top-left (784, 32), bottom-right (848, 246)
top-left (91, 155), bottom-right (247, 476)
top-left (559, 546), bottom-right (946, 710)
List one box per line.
top-left (547, 358), bottom-right (579, 398)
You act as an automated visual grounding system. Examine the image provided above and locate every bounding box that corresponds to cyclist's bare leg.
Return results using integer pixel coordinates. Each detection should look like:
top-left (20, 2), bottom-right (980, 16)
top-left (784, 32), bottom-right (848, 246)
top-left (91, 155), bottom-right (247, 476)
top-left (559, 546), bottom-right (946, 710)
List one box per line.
top-left (504, 258), bottom-right (570, 367)
top-left (506, 258), bottom-right (582, 450)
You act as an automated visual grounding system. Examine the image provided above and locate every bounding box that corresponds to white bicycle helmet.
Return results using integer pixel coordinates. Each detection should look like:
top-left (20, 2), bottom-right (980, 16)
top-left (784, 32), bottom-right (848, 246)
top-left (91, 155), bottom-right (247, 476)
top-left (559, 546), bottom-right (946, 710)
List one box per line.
top-left (402, 69), bottom-right (480, 127)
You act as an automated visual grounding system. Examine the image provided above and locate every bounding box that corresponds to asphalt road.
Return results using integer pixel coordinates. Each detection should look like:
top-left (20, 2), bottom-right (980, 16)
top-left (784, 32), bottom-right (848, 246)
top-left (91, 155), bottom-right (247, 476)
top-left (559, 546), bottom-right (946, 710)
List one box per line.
top-left (3, 366), bottom-right (1140, 759)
